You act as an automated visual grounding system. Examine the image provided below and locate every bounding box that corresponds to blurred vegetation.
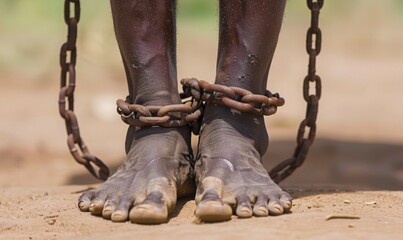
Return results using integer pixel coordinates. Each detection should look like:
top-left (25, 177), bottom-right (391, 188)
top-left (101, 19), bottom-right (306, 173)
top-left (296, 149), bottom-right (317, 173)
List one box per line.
top-left (0, 0), bottom-right (402, 84)
top-left (178, 0), bottom-right (216, 21)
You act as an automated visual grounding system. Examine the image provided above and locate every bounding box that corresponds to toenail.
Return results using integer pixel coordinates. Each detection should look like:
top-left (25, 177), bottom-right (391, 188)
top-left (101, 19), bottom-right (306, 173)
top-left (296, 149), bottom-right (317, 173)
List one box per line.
top-left (254, 208), bottom-right (268, 216)
top-left (271, 204), bottom-right (283, 213)
top-left (259, 209), bottom-right (268, 214)
top-left (237, 207), bottom-right (252, 217)
top-left (103, 206), bottom-right (112, 212)
top-left (112, 212), bottom-right (123, 219)
top-left (78, 202), bottom-right (85, 209)
top-left (89, 203), bottom-right (101, 213)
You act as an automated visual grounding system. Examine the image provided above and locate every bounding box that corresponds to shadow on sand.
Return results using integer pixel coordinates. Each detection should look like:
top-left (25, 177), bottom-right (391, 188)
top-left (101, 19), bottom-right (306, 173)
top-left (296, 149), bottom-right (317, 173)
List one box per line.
top-left (66, 138), bottom-right (403, 191)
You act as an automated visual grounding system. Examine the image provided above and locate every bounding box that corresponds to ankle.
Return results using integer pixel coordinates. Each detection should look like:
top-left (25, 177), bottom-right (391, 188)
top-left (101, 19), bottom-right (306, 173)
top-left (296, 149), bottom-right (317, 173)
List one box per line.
top-left (215, 65), bottom-right (267, 94)
top-left (202, 103), bottom-right (269, 155)
top-left (133, 90), bottom-right (181, 106)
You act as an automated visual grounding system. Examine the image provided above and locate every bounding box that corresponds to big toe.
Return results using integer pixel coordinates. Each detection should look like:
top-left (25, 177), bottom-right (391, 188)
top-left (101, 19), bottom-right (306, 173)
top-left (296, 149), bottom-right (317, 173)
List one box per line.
top-left (130, 203), bottom-right (168, 224)
top-left (196, 200), bottom-right (233, 223)
top-left (129, 192), bottom-right (169, 224)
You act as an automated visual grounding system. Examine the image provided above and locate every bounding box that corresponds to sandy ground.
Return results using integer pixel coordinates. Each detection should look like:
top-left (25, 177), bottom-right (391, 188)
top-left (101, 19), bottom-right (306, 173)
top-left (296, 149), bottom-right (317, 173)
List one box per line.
top-left (1, 2), bottom-right (403, 239)
top-left (0, 186), bottom-right (402, 240)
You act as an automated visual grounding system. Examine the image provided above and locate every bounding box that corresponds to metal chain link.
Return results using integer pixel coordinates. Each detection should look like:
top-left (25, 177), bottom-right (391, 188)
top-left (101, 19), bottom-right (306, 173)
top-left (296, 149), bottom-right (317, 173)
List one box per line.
top-left (116, 76), bottom-right (284, 134)
top-left (196, 79), bottom-right (285, 116)
top-left (269, 0), bottom-right (324, 183)
top-left (116, 78), bottom-right (203, 134)
top-left (58, 0), bottom-right (109, 181)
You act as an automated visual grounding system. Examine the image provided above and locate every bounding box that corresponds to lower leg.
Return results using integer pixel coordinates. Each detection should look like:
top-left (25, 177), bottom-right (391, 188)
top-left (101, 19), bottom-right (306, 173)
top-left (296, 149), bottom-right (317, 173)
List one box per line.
top-left (78, 0), bottom-right (194, 224)
top-left (195, 0), bottom-right (292, 222)
top-left (111, 0), bottom-right (180, 105)
top-left (216, 0), bottom-right (286, 93)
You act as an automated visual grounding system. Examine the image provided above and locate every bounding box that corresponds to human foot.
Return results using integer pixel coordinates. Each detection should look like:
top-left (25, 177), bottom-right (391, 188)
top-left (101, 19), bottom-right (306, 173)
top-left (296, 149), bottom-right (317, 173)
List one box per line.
top-left (78, 126), bottom-right (194, 224)
top-left (194, 104), bottom-right (292, 222)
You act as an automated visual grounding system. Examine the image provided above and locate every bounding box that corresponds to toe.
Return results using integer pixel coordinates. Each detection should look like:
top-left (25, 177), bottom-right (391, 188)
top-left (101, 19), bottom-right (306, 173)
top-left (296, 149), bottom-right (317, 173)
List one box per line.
top-left (129, 191), bottom-right (168, 224)
top-left (268, 194), bottom-right (284, 216)
top-left (102, 197), bottom-right (118, 219)
top-left (196, 200), bottom-right (232, 223)
top-left (130, 204), bottom-right (168, 224)
top-left (235, 195), bottom-right (253, 218)
top-left (111, 196), bottom-right (132, 222)
top-left (102, 205), bottom-right (114, 219)
top-left (78, 190), bottom-right (95, 212)
top-left (253, 194), bottom-right (269, 217)
top-left (280, 192), bottom-right (293, 211)
top-left (89, 196), bottom-right (107, 215)
top-left (111, 211), bottom-right (128, 222)
top-left (196, 191), bottom-right (232, 222)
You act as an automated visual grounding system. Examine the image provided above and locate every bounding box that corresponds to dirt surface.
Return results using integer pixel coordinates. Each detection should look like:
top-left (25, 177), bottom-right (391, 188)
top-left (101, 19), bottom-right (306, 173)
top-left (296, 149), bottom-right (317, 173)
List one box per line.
top-left (0, 186), bottom-right (402, 240)
top-left (1, 1), bottom-right (403, 239)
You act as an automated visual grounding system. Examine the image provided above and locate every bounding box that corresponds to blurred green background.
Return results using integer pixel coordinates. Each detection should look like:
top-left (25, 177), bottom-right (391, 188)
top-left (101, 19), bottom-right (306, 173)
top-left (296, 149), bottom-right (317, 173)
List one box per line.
top-left (1, 0), bottom-right (403, 85)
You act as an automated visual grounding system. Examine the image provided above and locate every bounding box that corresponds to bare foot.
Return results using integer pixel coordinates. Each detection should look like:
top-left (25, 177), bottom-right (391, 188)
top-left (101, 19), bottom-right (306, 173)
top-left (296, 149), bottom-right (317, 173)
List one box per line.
top-left (195, 104), bottom-right (292, 222)
top-left (78, 126), bottom-right (194, 224)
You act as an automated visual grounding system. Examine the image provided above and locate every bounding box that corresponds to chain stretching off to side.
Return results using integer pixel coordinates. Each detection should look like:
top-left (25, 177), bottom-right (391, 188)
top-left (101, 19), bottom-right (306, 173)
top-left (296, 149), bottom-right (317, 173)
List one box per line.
top-left (58, 0), bottom-right (109, 181)
top-left (269, 0), bottom-right (324, 183)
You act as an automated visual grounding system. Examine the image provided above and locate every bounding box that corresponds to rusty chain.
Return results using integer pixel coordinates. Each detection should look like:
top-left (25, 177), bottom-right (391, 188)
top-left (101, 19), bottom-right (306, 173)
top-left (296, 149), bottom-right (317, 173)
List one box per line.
top-left (269, 0), bottom-right (324, 183)
top-left (116, 78), bottom-right (202, 134)
top-left (58, 0), bottom-right (109, 181)
top-left (196, 79), bottom-right (285, 116)
top-left (117, 77), bottom-right (284, 135)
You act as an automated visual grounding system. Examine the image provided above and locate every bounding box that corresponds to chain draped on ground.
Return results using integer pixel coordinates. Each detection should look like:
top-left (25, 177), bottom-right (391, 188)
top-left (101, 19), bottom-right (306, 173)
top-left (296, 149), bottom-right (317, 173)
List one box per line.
top-left (58, 0), bottom-right (323, 183)
top-left (58, 0), bottom-right (109, 181)
top-left (269, 0), bottom-right (324, 183)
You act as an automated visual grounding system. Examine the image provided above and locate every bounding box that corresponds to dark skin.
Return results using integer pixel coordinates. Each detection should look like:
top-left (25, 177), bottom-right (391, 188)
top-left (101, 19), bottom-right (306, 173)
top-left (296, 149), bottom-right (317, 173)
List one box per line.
top-left (78, 0), bottom-right (291, 224)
